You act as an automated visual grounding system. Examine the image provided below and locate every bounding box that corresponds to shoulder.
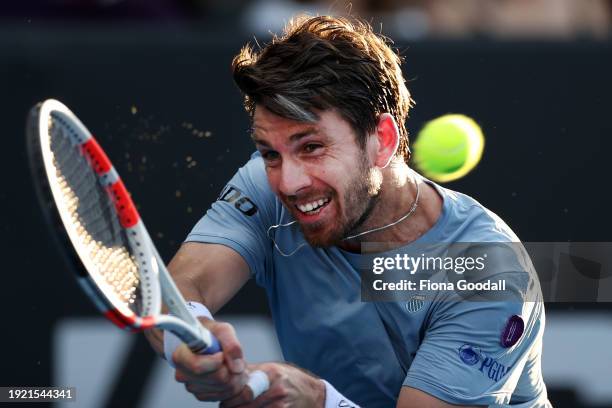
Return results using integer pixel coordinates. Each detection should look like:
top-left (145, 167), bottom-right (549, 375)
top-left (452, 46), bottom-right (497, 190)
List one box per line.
top-left (424, 181), bottom-right (539, 301)
top-left (220, 151), bottom-right (281, 220)
top-left (228, 151), bottom-right (269, 193)
top-left (433, 181), bottom-right (520, 243)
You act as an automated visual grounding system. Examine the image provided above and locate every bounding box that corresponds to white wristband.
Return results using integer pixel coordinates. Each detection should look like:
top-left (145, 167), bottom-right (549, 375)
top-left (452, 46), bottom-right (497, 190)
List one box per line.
top-left (322, 380), bottom-right (360, 408)
top-left (163, 301), bottom-right (213, 367)
top-left (184, 301), bottom-right (214, 320)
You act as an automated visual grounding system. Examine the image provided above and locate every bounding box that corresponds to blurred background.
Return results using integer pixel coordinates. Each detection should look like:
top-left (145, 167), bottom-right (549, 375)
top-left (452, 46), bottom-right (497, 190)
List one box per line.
top-left (1, 1), bottom-right (611, 407)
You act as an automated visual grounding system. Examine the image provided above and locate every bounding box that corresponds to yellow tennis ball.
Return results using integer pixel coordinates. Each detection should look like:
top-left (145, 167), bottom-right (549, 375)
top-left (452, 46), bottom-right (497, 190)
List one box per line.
top-left (412, 114), bottom-right (484, 183)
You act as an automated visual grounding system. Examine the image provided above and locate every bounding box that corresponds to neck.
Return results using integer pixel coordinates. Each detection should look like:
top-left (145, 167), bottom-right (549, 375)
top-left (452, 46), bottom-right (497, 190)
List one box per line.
top-left (339, 162), bottom-right (441, 253)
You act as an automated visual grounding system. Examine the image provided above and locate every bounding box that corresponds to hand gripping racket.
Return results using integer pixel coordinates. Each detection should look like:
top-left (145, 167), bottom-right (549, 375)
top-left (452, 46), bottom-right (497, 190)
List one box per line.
top-left (27, 99), bottom-right (268, 397)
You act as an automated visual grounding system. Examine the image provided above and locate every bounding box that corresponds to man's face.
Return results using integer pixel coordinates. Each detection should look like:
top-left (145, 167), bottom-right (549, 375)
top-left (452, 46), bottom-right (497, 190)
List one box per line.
top-left (252, 106), bottom-right (381, 247)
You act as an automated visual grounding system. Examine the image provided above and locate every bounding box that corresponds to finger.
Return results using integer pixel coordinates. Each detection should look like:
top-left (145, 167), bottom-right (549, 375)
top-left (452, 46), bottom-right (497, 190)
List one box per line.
top-left (221, 389), bottom-right (284, 408)
top-left (219, 385), bottom-right (254, 408)
top-left (191, 389), bottom-right (237, 402)
top-left (172, 344), bottom-right (224, 375)
top-left (174, 369), bottom-right (188, 383)
top-left (183, 370), bottom-right (249, 396)
top-left (179, 364), bottom-right (232, 387)
top-left (176, 368), bottom-right (231, 390)
top-left (205, 320), bottom-right (245, 374)
top-left (189, 375), bottom-right (249, 402)
top-left (185, 379), bottom-right (232, 394)
top-left (222, 365), bottom-right (273, 407)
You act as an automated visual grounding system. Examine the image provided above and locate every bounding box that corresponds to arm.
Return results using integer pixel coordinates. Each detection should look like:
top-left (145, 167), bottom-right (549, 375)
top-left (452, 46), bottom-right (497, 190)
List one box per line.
top-left (144, 241), bottom-right (254, 402)
top-left (144, 153), bottom-right (277, 402)
top-left (168, 241), bottom-right (251, 313)
top-left (218, 367), bottom-right (483, 408)
top-left (144, 241), bottom-right (251, 356)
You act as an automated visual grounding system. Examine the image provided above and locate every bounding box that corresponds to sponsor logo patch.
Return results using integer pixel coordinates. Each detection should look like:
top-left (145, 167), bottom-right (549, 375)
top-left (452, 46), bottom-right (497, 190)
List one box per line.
top-left (458, 344), bottom-right (512, 382)
top-left (218, 185), bottom-right (258, 216)
top-left (458, 344), bottom-right (480, 365)
top-left (501, 315), bottom-right (524, 348)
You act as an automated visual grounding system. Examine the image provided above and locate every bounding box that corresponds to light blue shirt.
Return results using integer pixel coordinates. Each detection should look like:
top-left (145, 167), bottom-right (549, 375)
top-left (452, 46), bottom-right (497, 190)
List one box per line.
top-left (187, 153), bottom-right (549, 407)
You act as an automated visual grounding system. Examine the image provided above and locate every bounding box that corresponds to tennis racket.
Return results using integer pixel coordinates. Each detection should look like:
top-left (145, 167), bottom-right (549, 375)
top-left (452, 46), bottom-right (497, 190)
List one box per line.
top-left (27, 99), bottom-right (268, 397)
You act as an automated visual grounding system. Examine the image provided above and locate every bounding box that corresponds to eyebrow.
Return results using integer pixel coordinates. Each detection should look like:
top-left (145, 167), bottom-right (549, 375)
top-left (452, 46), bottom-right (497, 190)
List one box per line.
top-left (251, 126), bottom-right (319, 147)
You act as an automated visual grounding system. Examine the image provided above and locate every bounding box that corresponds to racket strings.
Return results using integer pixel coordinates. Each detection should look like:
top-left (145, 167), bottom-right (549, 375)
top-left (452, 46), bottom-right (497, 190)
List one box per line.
top-left (49, 119), bottom-right (144, 313)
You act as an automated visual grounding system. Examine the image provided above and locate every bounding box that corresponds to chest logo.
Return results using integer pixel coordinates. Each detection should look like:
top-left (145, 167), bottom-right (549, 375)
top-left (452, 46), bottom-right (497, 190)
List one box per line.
top-left (405, 294), bottom-right (426, 313)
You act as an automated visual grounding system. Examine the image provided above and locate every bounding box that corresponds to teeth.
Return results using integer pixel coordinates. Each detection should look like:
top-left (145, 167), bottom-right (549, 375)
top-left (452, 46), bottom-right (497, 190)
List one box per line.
top-left (297, 197), bottom-right (329, 213)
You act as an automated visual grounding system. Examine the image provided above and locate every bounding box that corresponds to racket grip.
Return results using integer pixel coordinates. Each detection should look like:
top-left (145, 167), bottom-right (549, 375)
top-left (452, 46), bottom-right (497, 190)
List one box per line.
top-left (186, 331), bottom-right (222, 355)
top-left (202, 335), bottom-right (221, 354)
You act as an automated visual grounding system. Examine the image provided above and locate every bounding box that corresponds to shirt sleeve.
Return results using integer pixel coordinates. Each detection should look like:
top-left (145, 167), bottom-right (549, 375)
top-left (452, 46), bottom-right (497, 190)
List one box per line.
top-left (403, 244), bottom-right (546, 406)
top-left (186, 152), bottom-right (277, 285)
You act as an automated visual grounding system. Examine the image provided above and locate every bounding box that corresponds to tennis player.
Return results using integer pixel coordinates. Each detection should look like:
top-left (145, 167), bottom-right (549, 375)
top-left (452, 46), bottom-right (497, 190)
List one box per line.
top-left (146, 15), bottom-right (550, 407)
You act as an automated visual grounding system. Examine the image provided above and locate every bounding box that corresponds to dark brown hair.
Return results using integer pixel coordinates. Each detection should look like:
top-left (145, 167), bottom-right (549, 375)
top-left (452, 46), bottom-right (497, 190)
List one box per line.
top-left (232, 15), bottom-right (414, 161)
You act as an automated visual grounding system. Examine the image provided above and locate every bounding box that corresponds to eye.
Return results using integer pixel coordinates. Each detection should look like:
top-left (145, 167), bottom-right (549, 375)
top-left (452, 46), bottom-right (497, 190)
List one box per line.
top-left (261, 150), bottom-right (280, 162)
top-left (303, 143), bottom-right (322, 154)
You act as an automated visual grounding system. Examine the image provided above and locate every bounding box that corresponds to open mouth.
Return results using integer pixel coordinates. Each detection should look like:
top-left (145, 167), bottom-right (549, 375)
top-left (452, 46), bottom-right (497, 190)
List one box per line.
top-left (295, 197), bottom-right (330, 215)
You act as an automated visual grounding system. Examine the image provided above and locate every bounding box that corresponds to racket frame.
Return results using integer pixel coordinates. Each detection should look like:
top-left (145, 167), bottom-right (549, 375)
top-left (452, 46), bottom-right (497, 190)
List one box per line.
top-left (27, 99), bottom-right (217, 354)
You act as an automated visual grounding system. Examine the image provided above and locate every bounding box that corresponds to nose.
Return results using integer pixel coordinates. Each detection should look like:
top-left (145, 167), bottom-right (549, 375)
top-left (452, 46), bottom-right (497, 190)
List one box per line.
top-left (277, 158), bottom-right (311, 196)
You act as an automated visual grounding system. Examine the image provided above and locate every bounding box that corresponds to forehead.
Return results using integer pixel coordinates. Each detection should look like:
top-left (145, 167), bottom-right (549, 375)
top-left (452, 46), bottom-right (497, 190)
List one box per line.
top-left (251, 105), bottom-right (356, 143)
top-left (252, 105), bottom-right (313, 134)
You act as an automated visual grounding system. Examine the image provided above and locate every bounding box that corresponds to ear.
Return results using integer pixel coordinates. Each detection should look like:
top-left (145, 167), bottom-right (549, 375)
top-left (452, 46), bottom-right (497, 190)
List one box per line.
top-left (372, 113), bottom-right (400, 168)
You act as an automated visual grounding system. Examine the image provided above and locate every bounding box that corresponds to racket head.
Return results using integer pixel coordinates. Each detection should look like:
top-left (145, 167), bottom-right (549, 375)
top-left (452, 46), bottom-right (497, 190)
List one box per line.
top-left (27, 99), bottom-right (162, 330)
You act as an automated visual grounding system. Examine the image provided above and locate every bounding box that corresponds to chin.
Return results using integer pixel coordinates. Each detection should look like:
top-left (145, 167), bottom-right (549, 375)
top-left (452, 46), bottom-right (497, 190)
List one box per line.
top-left (300, 224), bottom-right (345, 248)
